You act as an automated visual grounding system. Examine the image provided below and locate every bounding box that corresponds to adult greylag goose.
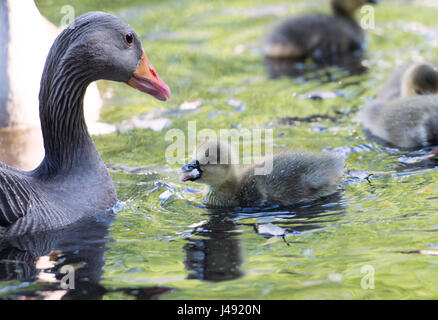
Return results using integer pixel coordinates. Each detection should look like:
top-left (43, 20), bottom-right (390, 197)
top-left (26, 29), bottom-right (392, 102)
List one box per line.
top-left (0, 12), bottom-right (170, 237)
top-left (180, 140), bottom-right (344, 208)
top-left (263, 0), bottom-right (377, 64)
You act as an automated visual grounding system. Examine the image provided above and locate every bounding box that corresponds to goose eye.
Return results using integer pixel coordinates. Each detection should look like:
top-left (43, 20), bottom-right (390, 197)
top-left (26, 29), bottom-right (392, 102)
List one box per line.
top-left (415, 89), bottom-right (423, 95)
top-left (125, 32), bottom-right (134, 45)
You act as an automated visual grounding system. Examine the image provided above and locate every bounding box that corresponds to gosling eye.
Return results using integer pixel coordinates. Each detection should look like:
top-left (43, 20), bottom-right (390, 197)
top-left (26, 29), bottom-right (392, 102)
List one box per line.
top-left (124, 32), bottom-right (134, 46)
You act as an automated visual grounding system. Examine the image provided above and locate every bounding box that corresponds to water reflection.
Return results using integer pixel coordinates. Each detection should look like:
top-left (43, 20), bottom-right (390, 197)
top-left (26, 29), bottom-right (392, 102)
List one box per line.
top-left (0, 212), bottom-right (172, 300)
top-left (184, 212), bottom-right (244, 282)
top-left (240, 193), bottom-right (346, 235)
top-left (0, 127), bottom-right (44, 170)
top-left (264, 56), bottom-right (367, 79)
top-left (0, 212), bottom-right (112, 299)
top-left (183, 193), bottom-right (345, 282)
top-left (396, 149), bottom-right (438, 172)
top-left (361, 128), bottom-right (438, 171)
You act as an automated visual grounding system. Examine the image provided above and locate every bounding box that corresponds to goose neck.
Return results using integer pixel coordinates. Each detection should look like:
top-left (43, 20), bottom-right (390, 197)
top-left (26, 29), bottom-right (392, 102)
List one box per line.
top-left (36, 53), bottom-right (96, 177)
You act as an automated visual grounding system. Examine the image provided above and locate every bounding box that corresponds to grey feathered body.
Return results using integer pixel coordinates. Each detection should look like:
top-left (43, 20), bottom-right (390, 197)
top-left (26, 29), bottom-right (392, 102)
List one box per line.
top-left (359, 95), bottom-right (438, 149)
top-left (0, 150), bottom-right (116, 237)
top-left (263, 13), bottom-right (364, 62)
top-left (203, 152), bottom-right (344, 208)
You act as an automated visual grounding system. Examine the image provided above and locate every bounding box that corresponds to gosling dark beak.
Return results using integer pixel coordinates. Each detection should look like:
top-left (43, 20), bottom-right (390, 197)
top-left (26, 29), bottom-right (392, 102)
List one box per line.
top-left (126, 49), bottom-right (171, 101)
top-left (366, 0), bottom-right (377, 4)
top-left (180, 160), bottom-right (202, 182)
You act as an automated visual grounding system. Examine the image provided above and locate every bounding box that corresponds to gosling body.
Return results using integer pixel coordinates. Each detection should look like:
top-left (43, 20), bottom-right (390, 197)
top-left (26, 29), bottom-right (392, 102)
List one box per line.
top-left (359, 62), bottom-right (438, 148)
top-left (181, 142), bottom-right (344, 209)
top-left (359, 95), bottom-right (438, 149)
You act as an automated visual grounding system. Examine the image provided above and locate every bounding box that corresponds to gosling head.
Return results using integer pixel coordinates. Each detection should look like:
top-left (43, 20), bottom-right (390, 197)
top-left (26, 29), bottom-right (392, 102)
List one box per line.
top-left (331, 0), bottom-right (377, 17)
top-left (47, 12), bottom-right (170, 101)
top-left (401, 62), bottom-right (438, 97)
top-left (180, 140), bottom-right (238, 187)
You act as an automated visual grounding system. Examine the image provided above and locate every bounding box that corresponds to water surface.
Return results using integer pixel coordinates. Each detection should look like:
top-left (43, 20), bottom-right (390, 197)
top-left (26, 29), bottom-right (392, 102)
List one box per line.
top-left (2, 0), bottom-right (438, 299)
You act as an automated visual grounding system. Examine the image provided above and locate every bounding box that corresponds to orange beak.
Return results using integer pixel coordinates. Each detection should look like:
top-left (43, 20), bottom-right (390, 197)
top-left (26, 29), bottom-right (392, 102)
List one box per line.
top-left (126, 49), bottom-right (171, 101)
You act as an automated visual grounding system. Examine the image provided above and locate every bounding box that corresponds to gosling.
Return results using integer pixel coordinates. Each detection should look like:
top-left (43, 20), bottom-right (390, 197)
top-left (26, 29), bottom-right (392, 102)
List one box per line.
top-left (376, 62), bottom-right (438, 101)
top-left (263, 0), bottom-right (377, 63)
top-left (358, 62), bottom-right (438, 148)
top-left (180, 140), bottom-right (344, 208)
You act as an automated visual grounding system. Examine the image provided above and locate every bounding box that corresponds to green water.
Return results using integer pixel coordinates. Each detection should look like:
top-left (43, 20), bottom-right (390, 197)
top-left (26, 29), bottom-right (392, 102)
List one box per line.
top-left (3, 0), bottom-right (438, 299)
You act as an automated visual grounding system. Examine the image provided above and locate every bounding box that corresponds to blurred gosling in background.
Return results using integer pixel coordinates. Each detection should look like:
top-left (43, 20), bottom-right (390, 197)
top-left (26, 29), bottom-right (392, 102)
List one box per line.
top-left (263, 0), bottom-right (377, 64)
top-left (359, 62), bottom-right (438, 148)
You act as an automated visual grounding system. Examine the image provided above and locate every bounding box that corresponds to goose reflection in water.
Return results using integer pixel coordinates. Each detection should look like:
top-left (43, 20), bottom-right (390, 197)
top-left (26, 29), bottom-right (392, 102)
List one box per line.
top-left (0, 212), bottom-right (173, 300)
top-left (184, 212), bottom-right (244, 282)
top-left (183, 193), bottom-right (345, 282)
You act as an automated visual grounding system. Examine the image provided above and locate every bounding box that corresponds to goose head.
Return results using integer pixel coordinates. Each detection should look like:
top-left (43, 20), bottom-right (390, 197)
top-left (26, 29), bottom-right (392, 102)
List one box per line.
top-left (35, 12), bottom-right (171, 176)
top-left (43, 12), bottom-right (170, 101)
top-left (331, 0), bottom-right (377, 17)
top-left (180, 141), bottom-right (237, 187)
top-left (401, 62), bottom-right (438, 97)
